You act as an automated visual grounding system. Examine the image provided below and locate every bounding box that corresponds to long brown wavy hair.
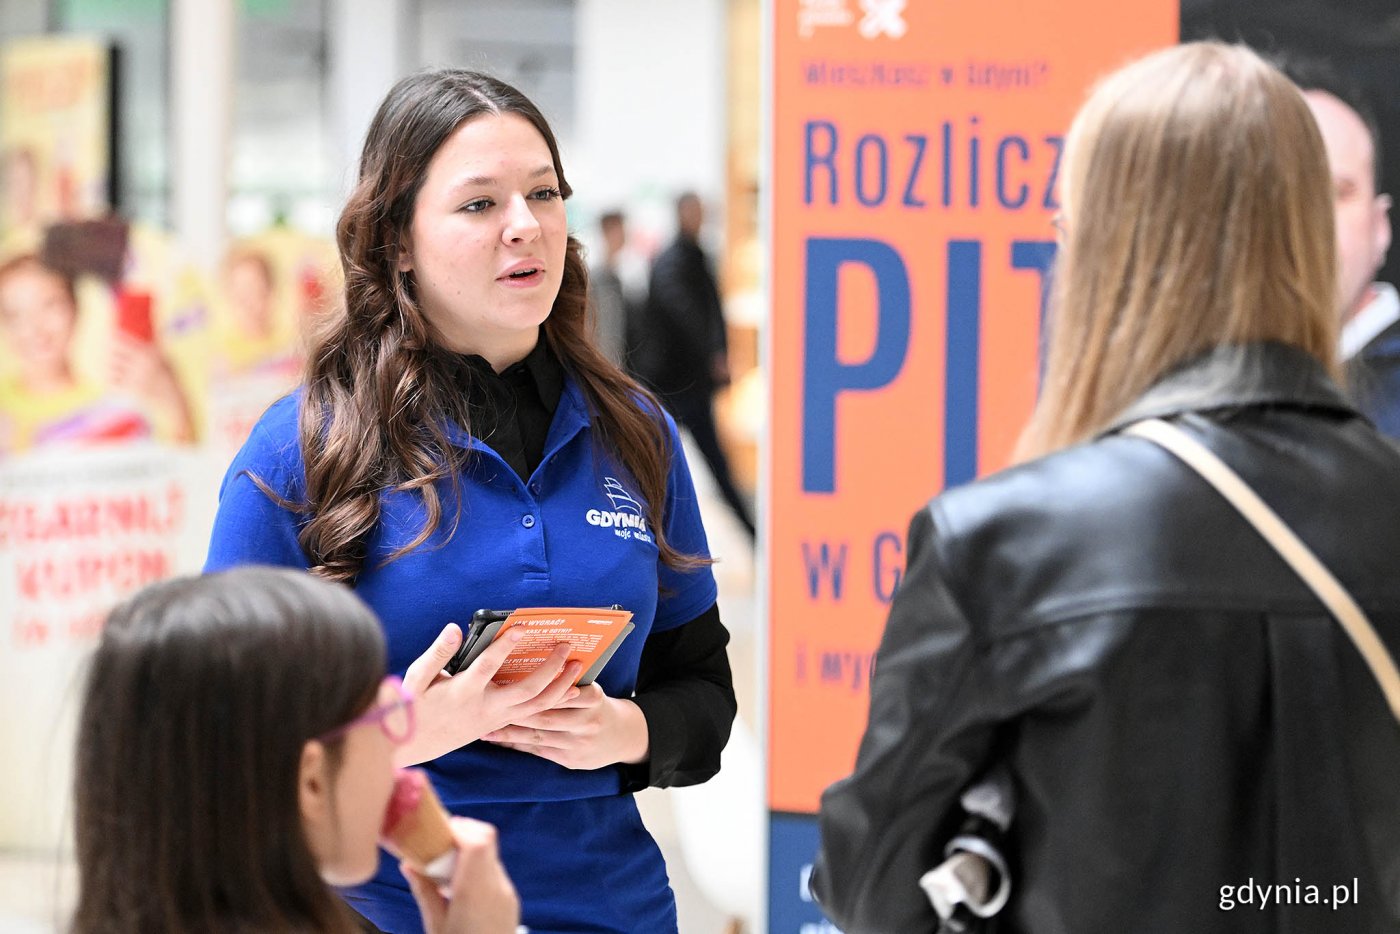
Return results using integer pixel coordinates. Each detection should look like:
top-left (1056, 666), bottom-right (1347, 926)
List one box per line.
top-left (291, 70), bottom-right (696, 583)
top-left (1016, 43), bottom-right (1339, 460)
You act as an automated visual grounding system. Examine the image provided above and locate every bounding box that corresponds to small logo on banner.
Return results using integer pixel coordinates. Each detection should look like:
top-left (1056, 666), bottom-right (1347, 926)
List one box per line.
top-left (798, 0), bottom-right (907, 41)
top-left (858, 0), bottom-right (907, 39)
top-left (798, 0), bottom-right (855, 39)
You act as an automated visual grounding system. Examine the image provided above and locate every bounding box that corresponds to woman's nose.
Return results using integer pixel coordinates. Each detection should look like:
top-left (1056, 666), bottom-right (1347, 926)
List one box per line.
top-left (502, 195), bottom-right (542, 244)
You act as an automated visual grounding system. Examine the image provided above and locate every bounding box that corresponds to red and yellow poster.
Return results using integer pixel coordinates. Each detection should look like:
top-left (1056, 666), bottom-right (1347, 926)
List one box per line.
top-left (0, 35), bottom-right (331, 857)
top-left (0, 222), bottom-right (217, 849)
top-left (766, 1), bottom-right (1176, 927)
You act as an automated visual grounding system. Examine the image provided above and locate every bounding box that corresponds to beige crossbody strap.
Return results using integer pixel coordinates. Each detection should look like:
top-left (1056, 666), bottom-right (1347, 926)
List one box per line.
top-left (1124, 417), bottom-right (1400, 723)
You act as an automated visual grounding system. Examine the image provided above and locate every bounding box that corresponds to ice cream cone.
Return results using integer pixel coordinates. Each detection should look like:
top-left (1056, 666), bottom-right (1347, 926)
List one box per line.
top-left (381, 768), bottom-right (456, 879)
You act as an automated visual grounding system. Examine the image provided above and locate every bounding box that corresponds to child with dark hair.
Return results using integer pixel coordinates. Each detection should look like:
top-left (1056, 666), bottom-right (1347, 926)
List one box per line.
top-left (72, 567), bottom-right (529, 934)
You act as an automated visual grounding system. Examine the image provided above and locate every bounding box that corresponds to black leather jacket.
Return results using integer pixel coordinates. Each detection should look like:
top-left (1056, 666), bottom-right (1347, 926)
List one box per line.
top-left (813, 342), bottom-right (1400, 933)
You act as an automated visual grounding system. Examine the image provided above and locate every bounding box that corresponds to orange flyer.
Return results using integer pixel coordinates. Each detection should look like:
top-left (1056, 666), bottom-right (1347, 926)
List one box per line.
top-left (487, 607), bottom-right (634, 686)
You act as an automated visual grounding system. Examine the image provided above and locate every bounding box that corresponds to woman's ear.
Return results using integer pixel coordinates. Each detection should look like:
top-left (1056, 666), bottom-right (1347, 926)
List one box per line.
top-left (298, 739), bottom-right (333, 864)
top-left (397, 234), bottom-right (414, 273)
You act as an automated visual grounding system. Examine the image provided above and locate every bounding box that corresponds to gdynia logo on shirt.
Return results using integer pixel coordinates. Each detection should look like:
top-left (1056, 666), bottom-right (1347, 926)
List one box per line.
top-left (587, 477), bottom-right (652, 541)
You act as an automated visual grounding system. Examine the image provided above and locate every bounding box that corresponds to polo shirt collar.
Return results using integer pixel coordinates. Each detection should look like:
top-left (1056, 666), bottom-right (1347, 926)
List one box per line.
top-left (448, 335), bottom-right (564, 415)
top-left (439, 340), bottom-right (591, 453)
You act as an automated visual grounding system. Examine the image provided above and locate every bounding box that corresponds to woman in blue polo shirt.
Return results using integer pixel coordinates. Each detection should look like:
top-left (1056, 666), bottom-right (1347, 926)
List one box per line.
top-left (205, 69), bottom-right (736, 934)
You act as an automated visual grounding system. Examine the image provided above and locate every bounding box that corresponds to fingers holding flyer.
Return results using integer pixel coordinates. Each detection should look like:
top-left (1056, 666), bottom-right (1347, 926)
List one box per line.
top-left (393, 628), bottom-right (581, 769)
top-left (482, 683), bottom-right (651, 771)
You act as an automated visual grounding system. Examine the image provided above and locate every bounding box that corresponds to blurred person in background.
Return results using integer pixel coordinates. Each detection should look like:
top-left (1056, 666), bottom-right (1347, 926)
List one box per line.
top-left (72, 567), bottom-right (522, 934)
top-left (0, 253), bottom-right (194, 452)
top-left (814, 42), bottom-right (1400, 933)
top-left (587, 209), bottom-right (643, 367)
top-left (217, 246), bottom-right (302, 378)
top-left (632, 192), bottom-right (755, 539)
top-left (205, 69), bottom-right (735, 934)
top-left (1281, 57), bottom-right (1400, 438)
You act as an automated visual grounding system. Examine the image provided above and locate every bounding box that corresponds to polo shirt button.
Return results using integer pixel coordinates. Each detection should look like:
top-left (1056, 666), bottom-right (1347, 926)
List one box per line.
top-left (521, 514), bottom-right (536, 528)
top-left (530, 482), bottom-right (541, 494)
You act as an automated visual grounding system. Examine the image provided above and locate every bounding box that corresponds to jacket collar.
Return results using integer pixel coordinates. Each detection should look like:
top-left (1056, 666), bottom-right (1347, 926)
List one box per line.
top-left (1103, 341), bottom-right (1360, 435)
top-left (1341, 282), bottom-right (1400, 360)
top-left (1353, 315), bottom-right (1400, 364)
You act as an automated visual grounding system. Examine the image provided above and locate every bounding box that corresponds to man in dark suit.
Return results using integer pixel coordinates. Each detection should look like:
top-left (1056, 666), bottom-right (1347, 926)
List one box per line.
top-left (630, 192), bottom-right (755, 538)
top-left (1290, 60), bottom-right (1400, 437)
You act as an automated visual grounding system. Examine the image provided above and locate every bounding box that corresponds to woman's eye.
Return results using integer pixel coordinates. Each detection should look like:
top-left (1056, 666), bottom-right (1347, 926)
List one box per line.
top-left (461, 199), bottom-right (492, 213)
top-left (530, 187), bottom-right (563, 202)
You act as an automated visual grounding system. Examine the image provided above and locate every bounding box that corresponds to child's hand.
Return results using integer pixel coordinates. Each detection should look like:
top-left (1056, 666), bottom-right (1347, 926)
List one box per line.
top-left (109, 335), bottom-right (196, 442)
top-left (403, 816), bottom-right (520, 934)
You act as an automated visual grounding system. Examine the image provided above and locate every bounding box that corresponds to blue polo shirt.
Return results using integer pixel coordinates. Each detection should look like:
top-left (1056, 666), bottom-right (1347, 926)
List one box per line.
top-left (204, 376), bottom-right (717, 932)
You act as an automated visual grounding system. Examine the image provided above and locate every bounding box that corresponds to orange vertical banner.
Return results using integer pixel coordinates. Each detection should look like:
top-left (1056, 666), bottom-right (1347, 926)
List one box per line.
top-left (766, 1), bottom-right (1178, 927)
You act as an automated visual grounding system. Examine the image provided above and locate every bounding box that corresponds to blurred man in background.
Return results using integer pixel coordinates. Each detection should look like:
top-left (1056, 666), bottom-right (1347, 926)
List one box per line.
top-left (589, 209), bottom-right (643, 368)
top-left (1286, 58), bottom-right (1400, 436)
top-left (632, 192), bottom-right (755, 538)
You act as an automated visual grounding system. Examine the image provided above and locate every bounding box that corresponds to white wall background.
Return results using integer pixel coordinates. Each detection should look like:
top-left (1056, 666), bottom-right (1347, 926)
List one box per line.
top-left (572, 0), bottom-right (728, 253)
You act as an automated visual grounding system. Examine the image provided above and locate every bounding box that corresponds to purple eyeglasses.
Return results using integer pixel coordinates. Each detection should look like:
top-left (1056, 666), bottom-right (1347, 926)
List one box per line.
top-left (316, 675), bottom-right (415, 745)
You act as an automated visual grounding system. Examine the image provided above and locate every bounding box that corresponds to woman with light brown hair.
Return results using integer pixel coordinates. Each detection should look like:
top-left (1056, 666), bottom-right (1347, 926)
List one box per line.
top-left (814, 42), bottom-right (1400, 933)
top-left (204, 69), bottom-right (735, 934)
